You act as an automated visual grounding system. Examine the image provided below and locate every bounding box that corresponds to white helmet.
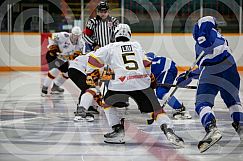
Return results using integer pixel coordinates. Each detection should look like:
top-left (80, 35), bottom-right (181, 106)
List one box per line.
top-left (71, 26), bottom-right (82, 36)
top-left (114, 24), bottom-right (131, 40)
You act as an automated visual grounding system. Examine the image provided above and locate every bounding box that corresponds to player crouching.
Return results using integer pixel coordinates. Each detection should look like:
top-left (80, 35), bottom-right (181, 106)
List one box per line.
top-left (73, 69), bottom-right (103, 122)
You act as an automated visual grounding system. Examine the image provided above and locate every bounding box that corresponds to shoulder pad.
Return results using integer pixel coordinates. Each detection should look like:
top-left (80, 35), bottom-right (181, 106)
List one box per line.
top-left (51, 33), bottom-right (59, 41)
top-left (63, 33), bottom-right (70, 38)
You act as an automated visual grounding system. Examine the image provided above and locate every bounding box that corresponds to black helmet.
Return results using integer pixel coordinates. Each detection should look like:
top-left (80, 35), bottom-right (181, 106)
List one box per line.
top-left (97, 1), bottom-right (109, 11)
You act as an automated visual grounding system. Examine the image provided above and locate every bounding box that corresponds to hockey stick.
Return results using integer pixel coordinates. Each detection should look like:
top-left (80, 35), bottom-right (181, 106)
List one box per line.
top-left (147, 51), bottom-right (205, 125)
top-left (101, 65), bottom-right (110, 99)
top-left (157, 83), bottom-right (197, 89)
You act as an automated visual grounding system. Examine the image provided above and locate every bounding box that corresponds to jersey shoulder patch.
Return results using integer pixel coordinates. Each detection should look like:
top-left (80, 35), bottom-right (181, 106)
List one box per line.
top-left (63, 33), bottom-right (70, 38)
top-left (51, 33), bottom-right (59, 41)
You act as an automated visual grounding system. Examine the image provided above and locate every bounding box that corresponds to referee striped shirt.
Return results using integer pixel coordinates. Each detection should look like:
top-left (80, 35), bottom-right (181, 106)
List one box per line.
top-left (82, 16), bottom-right (119, 47)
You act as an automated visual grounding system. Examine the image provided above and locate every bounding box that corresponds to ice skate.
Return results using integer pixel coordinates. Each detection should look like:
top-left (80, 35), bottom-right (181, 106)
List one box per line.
top-left (232, 122), bottom-right (243, 140)
top-left (88, 106), bottom-right (99, 114)
top-left (198, 124), bottom-right (222, 153)
top-left (41, 86), bottom-right (48, 97)
top-left (74, 105), bottom-right (94, 122)
top-left (160, 124), bottom-right (184, 147)
top-left (51, 83), bottom-right (64, 94)
top-left (104, 119), bottom-right (125, 144)
top-left (173, 104), bottom-right (192, 120)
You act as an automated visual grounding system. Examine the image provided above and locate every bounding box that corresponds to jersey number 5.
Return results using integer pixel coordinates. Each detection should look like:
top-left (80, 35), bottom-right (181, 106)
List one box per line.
top-left (122, 53), bottom-right (138, 70)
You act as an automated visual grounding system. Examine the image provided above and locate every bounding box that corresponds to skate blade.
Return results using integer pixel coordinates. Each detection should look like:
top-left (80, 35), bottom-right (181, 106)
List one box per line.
top-left (86, 117), bottom-right (94, 122)
top-left (87, 111), bottom-right (99, 115)
top-left (173, 114), bottom-right (192, 120)
top-left (73, 117), bottom-right (94, 122)
top-left (172, 141), bottom-right (184, 148)
top-left (73, 116), bottom-right (85, 122)
top-left (178, 116), bottom-right (192, 120)
top-left (50, 91), bottom-right (64, 95)
top-left (198, 135), bottom-right (222, 153)
top-left (41, 93), bottom-right (48, 97)
top-left (168, 139), bottom-right (184, 148)
top-left (104, 138), bottom-right (125, 144)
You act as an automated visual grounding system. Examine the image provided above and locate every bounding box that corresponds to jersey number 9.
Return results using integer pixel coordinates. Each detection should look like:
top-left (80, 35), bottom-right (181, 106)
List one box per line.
top-left (122, 53), bottom-right (138, 70)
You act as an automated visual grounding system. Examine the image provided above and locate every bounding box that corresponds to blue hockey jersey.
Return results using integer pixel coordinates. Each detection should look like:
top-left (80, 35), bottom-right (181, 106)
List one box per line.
top-left (150, 56), bottom-right (177, 83)
top-left (193, 16), bottom-right (231, 67)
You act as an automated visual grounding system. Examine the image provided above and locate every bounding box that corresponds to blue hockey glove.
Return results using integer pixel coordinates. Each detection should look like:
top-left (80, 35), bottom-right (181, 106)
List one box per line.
top-left (176, 68), bottom-right (201, 87)
top-left (176, 72), bottom-right (192, 87)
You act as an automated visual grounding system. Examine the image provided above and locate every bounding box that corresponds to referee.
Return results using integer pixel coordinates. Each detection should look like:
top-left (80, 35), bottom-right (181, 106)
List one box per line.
top-left (82, 1), bottom-right (119, 50)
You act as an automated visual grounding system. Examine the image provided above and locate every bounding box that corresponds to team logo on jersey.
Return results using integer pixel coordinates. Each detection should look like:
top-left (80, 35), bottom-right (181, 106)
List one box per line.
top-left (64, 33), bottom-right (69, 38)
top-left (118, 76), bottom-right (126, 82)
top-left (63, 42), bottom-right (70, 48)
top-left (108, 22), bottom-right (113, 28)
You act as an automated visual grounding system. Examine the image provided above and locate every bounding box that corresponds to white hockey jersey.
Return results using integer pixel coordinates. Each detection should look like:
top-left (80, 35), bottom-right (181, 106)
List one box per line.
top-left (69, 52), bottom-right (93, 74)
top-left (48, 32), bottom-right (85, 60)
top-left (87, 41), bottom-right (151, 91)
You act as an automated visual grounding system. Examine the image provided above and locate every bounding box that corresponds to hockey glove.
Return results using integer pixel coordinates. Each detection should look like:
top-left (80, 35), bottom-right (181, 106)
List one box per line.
top-left (101, 68), bottom-right (115, 81)
top-left (176, 72), bottom-right (192, 87)
top-left (86, 69), bottom-right (100, 86)
top-left (48, 45), bottom-right (60, 57)
top-left (176, 68), bottom-right (201, 87)
top-left (69, 51), bottom-right (82, 60)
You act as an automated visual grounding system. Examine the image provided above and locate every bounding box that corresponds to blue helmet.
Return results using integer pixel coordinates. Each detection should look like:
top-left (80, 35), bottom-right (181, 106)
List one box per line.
top-left (193, 16), bottom-right (217, 47)
top-left (146, 52), bottom-right (156, 60)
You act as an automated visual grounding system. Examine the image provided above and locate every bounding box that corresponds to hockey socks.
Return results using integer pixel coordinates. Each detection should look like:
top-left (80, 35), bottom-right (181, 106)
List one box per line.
top-left (196, 106), bottom-right (216, 129)
top-left (103, 106), bottom-right (121, 127)
top-left (229, 104), bottom-right (243, 123)
top-left (43, 68), bottom-right (60, 87)
top-left (80, 91), bottom-right (94, 110)
top-left (167, 96), bottom-right (182, 110)
top-left (53, 72), bottom-right (68, 87)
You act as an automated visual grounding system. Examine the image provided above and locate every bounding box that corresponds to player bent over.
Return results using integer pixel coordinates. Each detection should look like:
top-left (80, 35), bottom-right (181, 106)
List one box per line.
top-left (86, 24), bottom-right (184, 147)
top-left (146, 52), bottom-right (191, 120)
top-left (176, 16), bottom-right (243, 153)
top-left (41, 26), bottom-right (85, 96)
top-left (68, 53), bottom-right (102, 122)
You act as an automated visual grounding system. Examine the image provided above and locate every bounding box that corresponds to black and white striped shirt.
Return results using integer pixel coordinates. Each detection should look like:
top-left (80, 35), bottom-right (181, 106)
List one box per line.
top-left (82, 16), bottom-right (119, 47)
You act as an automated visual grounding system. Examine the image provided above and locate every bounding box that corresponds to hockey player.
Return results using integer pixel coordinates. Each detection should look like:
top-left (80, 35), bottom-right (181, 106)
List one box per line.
top-left (86, 24), bottom-right (184, 147)
top-left (146, 52), bottom-right (191, 119)
top-left (176, 16), bottom-right (243, 153)
top-left (68, 52), bottom-right (102, 122)
top-left (41, 26), bottom-right (85, 96)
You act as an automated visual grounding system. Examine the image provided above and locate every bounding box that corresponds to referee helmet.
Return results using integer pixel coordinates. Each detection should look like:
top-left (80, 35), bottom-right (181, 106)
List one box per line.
top-left (97, 1), bottom-right (109, 11)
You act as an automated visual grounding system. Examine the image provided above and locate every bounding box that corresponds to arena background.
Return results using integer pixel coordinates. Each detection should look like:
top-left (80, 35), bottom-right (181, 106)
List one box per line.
top-left (0, 1), bottom-right (243, 161)
top-left (0, 0), bottom-right (242, 71)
